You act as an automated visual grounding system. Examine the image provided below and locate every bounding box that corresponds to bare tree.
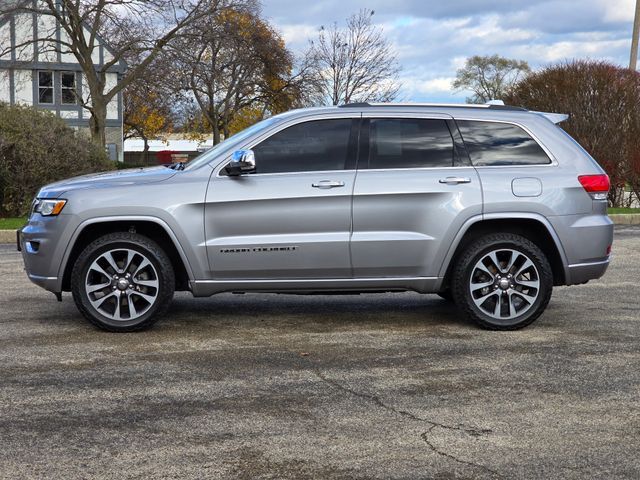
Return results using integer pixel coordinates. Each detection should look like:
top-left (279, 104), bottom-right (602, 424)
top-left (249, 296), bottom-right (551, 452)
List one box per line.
top-left (0, 0), bottom-right (231, 148)
top-left (305, 9), bottom-right (401, 106)
top-left (452, 54), bottom-right (531, 104)
top-left (171, 3), bottom-right (304, 144)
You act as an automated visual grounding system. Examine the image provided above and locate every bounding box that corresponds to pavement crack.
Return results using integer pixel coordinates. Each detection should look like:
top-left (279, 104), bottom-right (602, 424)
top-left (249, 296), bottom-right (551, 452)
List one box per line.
top-left (312, 368), bottom-right (501, 478)
top-left (421, 426), bottom-right (502, 478)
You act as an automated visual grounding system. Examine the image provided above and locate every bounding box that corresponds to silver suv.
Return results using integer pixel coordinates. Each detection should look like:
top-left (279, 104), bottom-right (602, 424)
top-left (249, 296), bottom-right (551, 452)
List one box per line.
top-left (18, 103), bottom-right (613, 332)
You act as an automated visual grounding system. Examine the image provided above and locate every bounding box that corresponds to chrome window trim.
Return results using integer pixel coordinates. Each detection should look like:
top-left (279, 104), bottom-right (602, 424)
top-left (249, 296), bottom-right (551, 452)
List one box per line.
top-left (453, 117), bottom-right (558, 167)
top-left (361, 166), bottom-right (476, 173)
top-left (217, 168), bottom-right (358, 178)
top-left (214, 113), bottom-right (559, 177)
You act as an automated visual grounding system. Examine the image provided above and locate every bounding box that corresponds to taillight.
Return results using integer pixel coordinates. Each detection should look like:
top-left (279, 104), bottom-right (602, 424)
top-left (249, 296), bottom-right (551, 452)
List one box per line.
top-left (578, 174), bottom-right (609, 200)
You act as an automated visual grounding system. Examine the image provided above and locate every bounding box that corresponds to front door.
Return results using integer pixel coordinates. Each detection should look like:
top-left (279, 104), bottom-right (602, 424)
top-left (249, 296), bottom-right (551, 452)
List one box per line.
top-left (351, 114), bottom-right (483, 278)
top-left (205, 117), bottom-right (359, 280)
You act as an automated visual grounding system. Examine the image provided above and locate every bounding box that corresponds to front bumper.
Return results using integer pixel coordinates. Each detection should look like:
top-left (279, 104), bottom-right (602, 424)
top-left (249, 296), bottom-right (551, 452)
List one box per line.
top-left (19, 214), bottom-right (74, 294)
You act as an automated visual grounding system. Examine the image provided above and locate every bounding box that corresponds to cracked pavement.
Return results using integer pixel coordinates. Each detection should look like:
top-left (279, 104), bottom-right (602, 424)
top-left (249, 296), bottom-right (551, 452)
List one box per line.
top-left (0, 226), bottom-right (639, 479)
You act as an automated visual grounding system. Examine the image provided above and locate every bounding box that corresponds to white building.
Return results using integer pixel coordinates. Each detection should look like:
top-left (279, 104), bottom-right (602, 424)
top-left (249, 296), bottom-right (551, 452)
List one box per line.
top-left (0, 2), bottom-right (126, 161)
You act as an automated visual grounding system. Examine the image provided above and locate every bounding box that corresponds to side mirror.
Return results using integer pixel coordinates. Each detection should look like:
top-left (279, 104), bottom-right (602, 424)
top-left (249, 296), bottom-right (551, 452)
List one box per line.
top-left (226, 149), bottom-right (256, 176)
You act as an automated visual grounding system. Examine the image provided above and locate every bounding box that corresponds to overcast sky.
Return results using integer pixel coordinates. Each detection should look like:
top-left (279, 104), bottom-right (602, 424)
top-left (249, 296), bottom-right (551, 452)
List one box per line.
top-left (261, 0), bottom-right (637, 102)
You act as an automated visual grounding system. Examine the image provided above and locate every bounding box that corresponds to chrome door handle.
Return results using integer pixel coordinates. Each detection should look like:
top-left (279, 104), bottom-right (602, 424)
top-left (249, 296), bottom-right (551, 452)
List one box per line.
top-left (439, 177), bottom-right (471, 185)
top-left (312, 180), bottom-right (345, 189)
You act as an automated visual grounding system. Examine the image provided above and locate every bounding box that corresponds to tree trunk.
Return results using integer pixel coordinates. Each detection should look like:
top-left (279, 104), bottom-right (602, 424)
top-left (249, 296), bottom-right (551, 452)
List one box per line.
top-left (142, 136), bottom-right (149, 164)
top-left (223, 119), bottom-right (230, 140)
top-left (88, 100), bottom-right (108, 150)
top-left (212, 121), bottom-right (221, 145)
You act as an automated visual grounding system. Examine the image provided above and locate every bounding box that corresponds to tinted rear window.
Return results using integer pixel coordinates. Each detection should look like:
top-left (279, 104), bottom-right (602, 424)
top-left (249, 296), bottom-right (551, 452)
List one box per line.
top-left (368, 118), bottom-right (454, 169)
top-left (457, 120), bottom-right (551, 166)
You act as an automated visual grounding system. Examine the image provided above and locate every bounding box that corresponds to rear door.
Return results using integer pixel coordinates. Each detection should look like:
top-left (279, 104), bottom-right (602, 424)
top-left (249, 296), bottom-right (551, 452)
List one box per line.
top-left (351, 113), bottom-right (482, 278)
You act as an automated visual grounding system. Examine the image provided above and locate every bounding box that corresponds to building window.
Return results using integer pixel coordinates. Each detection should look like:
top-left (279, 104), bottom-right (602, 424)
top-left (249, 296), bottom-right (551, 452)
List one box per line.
top-left (38, 71), bottom-right (54, 104)
top-left (61, 72), bottom-right (77, 104)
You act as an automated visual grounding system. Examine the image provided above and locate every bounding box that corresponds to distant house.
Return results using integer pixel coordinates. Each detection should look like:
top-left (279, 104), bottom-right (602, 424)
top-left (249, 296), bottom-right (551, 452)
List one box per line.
top-left (0, 3), bottom-right (126, 161)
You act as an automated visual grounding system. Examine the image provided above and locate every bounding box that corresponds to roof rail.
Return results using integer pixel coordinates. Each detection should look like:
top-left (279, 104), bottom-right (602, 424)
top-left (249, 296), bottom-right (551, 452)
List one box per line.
top-left (339, 102), bottom-right (527, 111)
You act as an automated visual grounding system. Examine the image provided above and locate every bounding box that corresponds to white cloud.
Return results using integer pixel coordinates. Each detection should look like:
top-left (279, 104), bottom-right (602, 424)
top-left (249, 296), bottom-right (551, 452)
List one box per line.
top-left (403, 77), bottom-right (457, 95)
top-left (277, 24), bottom-right (318, 47)
top-left (518, 38), bottom-right (631, 62)
top-left (598, 0), bottom-right (636, 23)
top-left (262, 0), bottom-right (637, 102)
top-left (456, 15), bottom-right (538, 45)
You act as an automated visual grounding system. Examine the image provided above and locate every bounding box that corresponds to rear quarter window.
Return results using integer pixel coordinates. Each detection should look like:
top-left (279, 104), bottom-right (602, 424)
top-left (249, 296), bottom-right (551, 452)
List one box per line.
top-left (457, 120), bottom-right (551, 166)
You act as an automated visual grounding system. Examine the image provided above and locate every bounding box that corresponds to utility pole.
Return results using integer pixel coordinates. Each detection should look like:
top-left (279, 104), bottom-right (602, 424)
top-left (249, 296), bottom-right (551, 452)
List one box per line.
top-left (631, 0), bottom-right (640, 70)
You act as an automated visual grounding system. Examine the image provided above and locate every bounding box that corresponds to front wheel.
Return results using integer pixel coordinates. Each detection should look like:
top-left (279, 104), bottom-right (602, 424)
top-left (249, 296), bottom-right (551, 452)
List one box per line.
top-left (452, 233), bottom-right (553, 330)
top-left (71, 232), bottom-right (175, 332)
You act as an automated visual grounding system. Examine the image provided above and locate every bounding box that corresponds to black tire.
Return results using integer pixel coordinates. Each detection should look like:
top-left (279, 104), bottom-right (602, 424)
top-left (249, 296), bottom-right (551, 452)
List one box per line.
top-left (437, 290), bottom-right (454, 302)
top-left (452, 233), bottom-right (553, 330)
top-left (71, 232), bottom-right (175, 332)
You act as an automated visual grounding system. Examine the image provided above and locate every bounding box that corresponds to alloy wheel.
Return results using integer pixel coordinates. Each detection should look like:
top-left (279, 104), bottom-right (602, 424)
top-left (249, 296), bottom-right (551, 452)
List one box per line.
top-left (84, 248), bottom-right (159, 321)
top-left (468, 248), bottom-right (540, 320)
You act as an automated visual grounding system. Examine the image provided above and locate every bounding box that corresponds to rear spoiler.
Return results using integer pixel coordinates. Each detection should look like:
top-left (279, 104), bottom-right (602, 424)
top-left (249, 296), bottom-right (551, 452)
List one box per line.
top-left (532, 111), bottom-right (569, 124)
top-left (485, 102), bottom-right (569, 124)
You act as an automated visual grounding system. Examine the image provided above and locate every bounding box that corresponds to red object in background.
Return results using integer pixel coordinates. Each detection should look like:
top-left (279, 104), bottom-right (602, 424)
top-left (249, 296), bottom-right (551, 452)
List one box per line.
top-left (157, 150), bottom-right (178, 165)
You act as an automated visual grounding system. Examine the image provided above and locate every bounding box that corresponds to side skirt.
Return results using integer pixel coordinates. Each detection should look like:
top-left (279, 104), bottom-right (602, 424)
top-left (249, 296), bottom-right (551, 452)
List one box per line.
top-left (189, 277), bottom-right (443, 297)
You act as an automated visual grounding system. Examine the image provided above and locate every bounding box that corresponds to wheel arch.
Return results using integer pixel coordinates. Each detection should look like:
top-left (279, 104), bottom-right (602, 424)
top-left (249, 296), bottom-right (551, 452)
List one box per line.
top-left (439, 213), bottom-right (569, 288)
top-left (59, 217), bottom-right (194, 292)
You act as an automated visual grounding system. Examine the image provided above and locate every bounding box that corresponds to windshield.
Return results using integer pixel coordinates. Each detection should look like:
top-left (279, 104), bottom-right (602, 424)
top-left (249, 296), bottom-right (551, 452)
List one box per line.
top-left (183, 116), bottom-right (281, 171)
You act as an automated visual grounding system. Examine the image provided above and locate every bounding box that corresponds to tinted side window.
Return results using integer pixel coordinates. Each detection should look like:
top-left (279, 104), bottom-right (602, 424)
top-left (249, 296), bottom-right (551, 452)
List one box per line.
top-left (253, 119), bottom-right (354, 174)
top-left (368, 118), bottom-right (454, 169)
top-left (457, 120), bottom-right (551, 166)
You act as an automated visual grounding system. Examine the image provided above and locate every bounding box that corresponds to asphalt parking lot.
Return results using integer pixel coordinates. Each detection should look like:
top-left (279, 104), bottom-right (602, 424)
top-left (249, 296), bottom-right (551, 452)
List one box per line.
top-left (0, 227), bottom-right (639, 479)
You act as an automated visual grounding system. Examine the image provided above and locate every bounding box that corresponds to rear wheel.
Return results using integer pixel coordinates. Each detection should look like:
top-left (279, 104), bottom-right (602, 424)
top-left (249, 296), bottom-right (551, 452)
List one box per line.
top-left (71, 232), bottom-right (175, 332)
top-left (452, 233), bottom-right (553, 330)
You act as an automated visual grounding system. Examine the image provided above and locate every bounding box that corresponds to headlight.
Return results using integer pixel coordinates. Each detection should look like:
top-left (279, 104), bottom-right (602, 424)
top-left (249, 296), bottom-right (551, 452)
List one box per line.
top-left (34, 199), bottom-right (67, 216)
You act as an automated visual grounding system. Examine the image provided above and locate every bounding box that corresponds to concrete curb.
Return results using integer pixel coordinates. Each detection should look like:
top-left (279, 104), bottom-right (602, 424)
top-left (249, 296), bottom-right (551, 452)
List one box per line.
top-left (609, 214), bottom-right (640, 225)
top-left (0, 230), bottom-right (16, 245)
top-left (2, 215), bottom-right (639, 244)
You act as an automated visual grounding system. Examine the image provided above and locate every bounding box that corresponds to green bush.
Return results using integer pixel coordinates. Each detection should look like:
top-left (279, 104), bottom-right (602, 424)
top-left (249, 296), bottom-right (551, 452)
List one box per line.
top-left (0, 103), bottom-right (113, 216)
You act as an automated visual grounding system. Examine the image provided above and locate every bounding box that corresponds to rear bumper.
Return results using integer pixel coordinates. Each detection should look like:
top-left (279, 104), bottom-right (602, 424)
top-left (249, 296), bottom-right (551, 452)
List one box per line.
top-left (547, 213), bottom-right (613, 285)
top-left (566, 258), bottom-right (610, 285)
